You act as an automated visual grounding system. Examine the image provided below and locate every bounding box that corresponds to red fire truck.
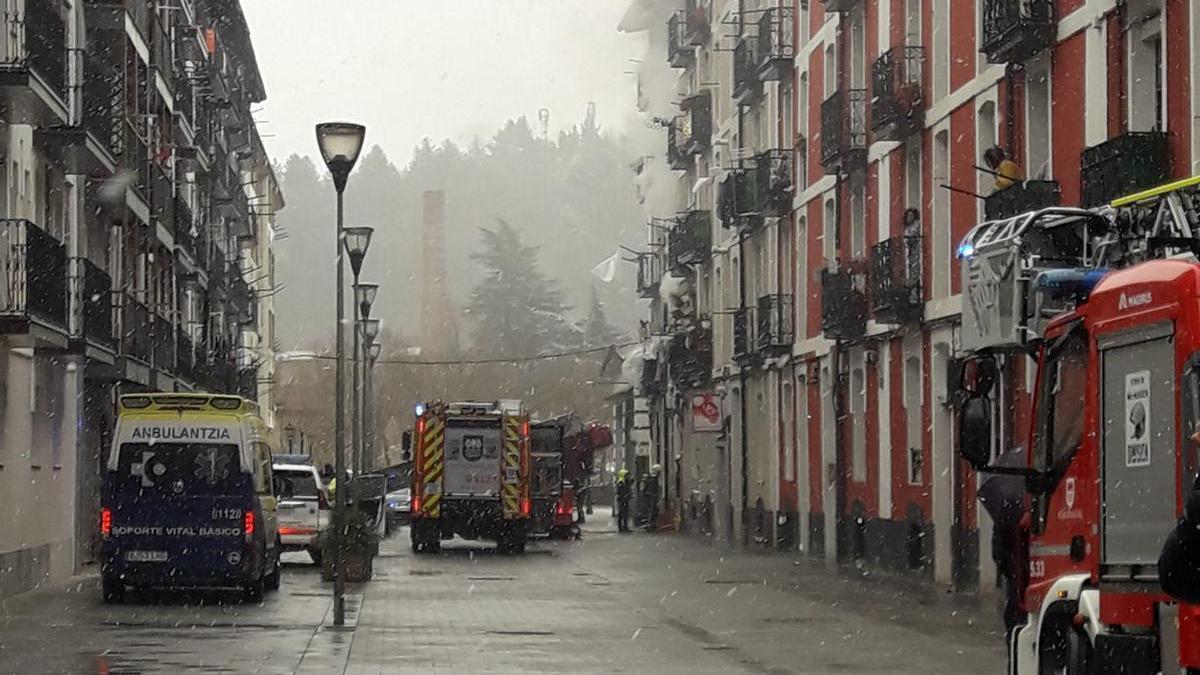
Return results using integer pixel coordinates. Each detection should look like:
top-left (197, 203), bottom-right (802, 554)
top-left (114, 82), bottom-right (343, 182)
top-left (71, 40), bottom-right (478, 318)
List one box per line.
top-left (410, 400), bottom-right (532, 554)
top-left (955, 177), bottom-right (1200, 673)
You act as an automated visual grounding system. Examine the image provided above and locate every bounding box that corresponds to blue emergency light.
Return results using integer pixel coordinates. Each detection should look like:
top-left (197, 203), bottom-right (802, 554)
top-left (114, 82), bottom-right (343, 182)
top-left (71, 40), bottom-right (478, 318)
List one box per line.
top-left (956, 241), bottom-right (976, 259)
top-left (1035, 268), bottom-right (1108, 303)
top-left (414, 403), bottom-right (425, 417)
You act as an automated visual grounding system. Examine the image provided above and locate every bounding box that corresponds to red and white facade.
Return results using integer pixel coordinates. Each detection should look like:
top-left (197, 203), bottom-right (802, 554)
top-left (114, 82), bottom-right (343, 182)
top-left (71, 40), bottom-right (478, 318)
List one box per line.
top-left (622, 0), bottom-right (1200, 589)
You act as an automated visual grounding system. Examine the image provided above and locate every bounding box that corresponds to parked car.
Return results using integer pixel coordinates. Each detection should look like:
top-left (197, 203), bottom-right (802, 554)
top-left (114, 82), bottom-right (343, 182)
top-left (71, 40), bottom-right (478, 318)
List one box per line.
top-left (385, 487), bottom-right (411, 534)
top-left (271, 463), bottom-right (329, 565)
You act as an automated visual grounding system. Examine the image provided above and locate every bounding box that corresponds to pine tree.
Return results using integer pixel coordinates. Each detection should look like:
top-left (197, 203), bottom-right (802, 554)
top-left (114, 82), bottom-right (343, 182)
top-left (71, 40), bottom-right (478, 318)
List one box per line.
top-left (467, 219), bottom-right (579, 356)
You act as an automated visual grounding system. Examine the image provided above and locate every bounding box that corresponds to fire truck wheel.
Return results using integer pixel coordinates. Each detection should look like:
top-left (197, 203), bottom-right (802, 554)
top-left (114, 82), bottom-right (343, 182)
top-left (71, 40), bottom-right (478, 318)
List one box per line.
top-left (1038, 621), bottom-right (1091, 675)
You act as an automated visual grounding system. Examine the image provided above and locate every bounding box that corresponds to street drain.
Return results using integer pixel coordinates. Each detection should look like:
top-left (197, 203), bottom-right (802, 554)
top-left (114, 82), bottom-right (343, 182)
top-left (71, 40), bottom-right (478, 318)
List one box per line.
top-left (760, 616), bottom-right (814, 625)
top-left (408, 570), bottom-right (442, 576)
top-left (485, 629), bottom-right (555, 636)
top-left (702, 645), bottom-right (733, 651)
top-left (467, 576), bottom-right (515, 581)
top-left (703, 579), bottom-right (764, 585)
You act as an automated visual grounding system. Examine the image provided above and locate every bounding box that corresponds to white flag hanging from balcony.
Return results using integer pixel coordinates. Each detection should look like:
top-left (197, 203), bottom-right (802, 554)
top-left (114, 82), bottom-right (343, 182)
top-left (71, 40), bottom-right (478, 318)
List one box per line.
top-left (590, 250), bottom-right (619, 284)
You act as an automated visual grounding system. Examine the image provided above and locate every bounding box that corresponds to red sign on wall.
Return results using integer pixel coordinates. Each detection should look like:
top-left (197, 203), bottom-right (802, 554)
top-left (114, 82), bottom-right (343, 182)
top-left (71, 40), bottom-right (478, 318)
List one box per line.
top-left (691, 393), bottom-right (721, 433)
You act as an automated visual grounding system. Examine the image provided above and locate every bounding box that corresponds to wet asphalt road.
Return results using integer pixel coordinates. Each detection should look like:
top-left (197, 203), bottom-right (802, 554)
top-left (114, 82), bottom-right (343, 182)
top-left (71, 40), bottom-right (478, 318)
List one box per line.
top-left (0, 510), bottom-right (1006, 674)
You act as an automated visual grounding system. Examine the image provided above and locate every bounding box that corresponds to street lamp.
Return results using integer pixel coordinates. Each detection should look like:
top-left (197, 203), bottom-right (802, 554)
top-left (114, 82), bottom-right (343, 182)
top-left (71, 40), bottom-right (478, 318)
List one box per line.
top-left (354, 283), bottom-right (378, 320)
top-left (343, 226), bottom-right (373, 277)
top-left (315, 120), bottom-right (365, 628)
top-left (352, 284), bottom-right (378, 474)
top-left (365, 341), bottom-right (382, 468)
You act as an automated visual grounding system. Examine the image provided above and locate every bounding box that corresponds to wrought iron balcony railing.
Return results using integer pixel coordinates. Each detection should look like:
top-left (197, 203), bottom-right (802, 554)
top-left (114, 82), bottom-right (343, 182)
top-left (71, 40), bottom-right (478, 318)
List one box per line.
top-left (667, 116), bottom-right (690, 170)
top-left (0, 1), bottom-right (69, 103)
top-left (820, 266), bottom-right (868, 341)
top-left (69, 256), bottom-right (114, 348)
top-left (718, 170), bottom-right (754, 228)
top-left (732, 39), bottom-right (760, 101)
top-left (82, 48), bottom-right (123, 159)
top-left (756, 294), bottom-right (794, 352)
top-left (668, 325), bottom-right (712, 387)
top-left (981, 0), bottom-right (1055, 65)
top-left (1080, 132), bottom-right (1169, 208)
top-left (871, 46), bottom-right (924, 142)
top-left (983, 180), bottom-right (1060, 221)
top-left (754, 149), bottom-right (794, 217)
top-left (667, 11), bottom-right (695, 68)
top-left (869, 235), bottom-right (923, 324)
top-left (755, 6), bottom-right (794, 82)
top-left (174, 197), bottom-right (197, 259)
top-left (820, 89), bottom-right (868, 173)
top-left (680, 92), bottom-right (712, 155)
top-left (668, 210), bottom-right (711, 268)
top-left (237, 367), bottom-right (258, 400)
top-left (0, 219), bottom-right (68, 330)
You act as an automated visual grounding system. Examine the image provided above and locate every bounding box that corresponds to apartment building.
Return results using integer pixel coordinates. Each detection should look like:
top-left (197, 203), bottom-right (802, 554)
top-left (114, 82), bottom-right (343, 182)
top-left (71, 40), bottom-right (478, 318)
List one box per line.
top-left (626, 0), bottom-right (1200, 590)
top-left (0, 0), bottom-right (281, 597)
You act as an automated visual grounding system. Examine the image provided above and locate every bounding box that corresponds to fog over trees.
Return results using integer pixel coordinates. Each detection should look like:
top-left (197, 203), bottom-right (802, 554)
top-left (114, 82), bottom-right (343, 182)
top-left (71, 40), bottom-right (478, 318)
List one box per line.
top-left (274, 111), bottom-right (645, 354)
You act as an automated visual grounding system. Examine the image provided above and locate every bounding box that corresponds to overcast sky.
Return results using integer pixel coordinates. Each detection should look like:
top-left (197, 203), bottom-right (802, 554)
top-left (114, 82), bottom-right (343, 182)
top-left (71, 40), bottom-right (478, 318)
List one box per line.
top-left (241, 0), bottom-right (645, 163)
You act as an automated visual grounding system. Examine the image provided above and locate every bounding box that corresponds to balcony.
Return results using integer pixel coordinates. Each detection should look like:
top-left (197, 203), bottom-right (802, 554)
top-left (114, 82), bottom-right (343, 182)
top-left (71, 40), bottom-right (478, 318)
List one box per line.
top-left (822, 0), bottom-right (863, 12)
top-left (755, 6), bottom-right (794, 82)
top-left (869, 235), bottom-right (923, 324)
top-left (1080, 132), bottom-right (1169, 208)
top-left (636, 252), bottom-right (662, 299)
top-left (733, 307), bottom-right (754, 361)
top-left (69, 257), bottom-right (115, 349)
top-left (717, 170), bottom-right (755, 228)
top-left (981, 0), bottom-right (1055, 65)
top-left (820, 89), bottom-right (868, 173)
top-left (983, 180), bottom-right (1060, 221)
top-left (732, 39), bottom-right (761, 102)
top-left (670, 92), bottom-right (713, 163)
top-left (667, 11), bottom-right (697, 68)
top-left (754, 149), bottom-right (794, 217)
top-left (820, 266), bottom-right (868, 341)
top-left (0, 0), bottom-right (69, 111)
top-left (81, 49), bottom-right (123, 163)
top-left (0, 219), bottom-right (68, 332)
top-left (755, 294), bottom-right (794, 353)
top-left (872, 46), bottom-right (925, 142)
top-left (668, 210), bottom-right (712, 268)
top-left (119, 294), bottom-right (152, 363)
top-left (668, 326), bottom-right (712, 387)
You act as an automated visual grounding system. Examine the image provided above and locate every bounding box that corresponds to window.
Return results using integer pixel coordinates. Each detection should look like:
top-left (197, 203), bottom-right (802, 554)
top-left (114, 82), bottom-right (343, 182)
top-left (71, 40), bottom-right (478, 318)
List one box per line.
top-left (783, 383), bottom-right (795, 482)
top-left (905, 137), bottom-right (922, 212)
top-left (824, 44), bottom-right (837, 98)
top-left (977, 101), bottom-right (997, 219)
top-left (932, 129), bottom-right (950, 298)
top-left (905, 350), bottom-right (922, 484)
top-left (849, 9), bottom-right (865, 89)
top-left (1025, 56), bottom-right (1051, 180)
top-left (1032, 330), bottom-right (1087, 475)
top-left (823, 198), bottom-right (837, 263)
top-left (932, 0), bottom-right (949, 100)
top-left (1127, 4), bottom-right (1164, 132)
top-left (905, 0), bottom-right (921, 45)
top-left (114, 443), bottom-right (244, 496)
top-left (851, 356), bottom-right (866, 483)
top-left (253, 441), bottom-right (273, 495)
top-left (850, 184), bottom-right (865, 259)
top-left (796, 215), bottom-right (807, 337)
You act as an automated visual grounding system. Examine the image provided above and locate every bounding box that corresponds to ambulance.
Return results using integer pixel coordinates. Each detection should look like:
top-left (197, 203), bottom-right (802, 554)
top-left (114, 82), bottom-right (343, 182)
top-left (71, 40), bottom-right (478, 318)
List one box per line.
top-left (100, 393), bottom-right (281, 602)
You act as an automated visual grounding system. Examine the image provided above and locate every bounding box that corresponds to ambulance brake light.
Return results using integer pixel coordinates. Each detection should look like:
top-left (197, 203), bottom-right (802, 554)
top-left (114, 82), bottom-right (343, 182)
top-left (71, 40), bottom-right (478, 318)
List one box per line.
top-left (243, 510), bottom-right (255, 542)
top-left (101, 507), bottom-right (112, 536)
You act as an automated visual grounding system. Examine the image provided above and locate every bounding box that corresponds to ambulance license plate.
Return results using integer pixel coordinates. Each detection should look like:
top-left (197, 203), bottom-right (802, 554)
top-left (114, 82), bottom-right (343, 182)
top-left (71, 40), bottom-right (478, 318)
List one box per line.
top-left (126, 550), bottom-right (168, 562)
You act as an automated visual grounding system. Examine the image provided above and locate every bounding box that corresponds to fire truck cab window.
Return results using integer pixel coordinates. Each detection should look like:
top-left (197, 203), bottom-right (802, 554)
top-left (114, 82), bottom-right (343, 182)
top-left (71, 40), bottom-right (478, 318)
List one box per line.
top-left (1033, 331), bottom-right (1087, 475)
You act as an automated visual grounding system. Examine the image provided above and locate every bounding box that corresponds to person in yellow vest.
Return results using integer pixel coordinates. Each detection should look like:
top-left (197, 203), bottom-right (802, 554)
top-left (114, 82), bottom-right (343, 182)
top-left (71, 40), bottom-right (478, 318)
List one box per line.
top-left (983, 146), bottom-right (1024, 191)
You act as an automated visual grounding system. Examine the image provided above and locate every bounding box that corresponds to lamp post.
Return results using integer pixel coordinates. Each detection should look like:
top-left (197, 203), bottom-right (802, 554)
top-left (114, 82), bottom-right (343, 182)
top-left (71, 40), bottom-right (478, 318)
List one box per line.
top-left (344, 227), bottom-right (374, 475)
top-left (352, 280), bottom-right (378, 473)
top-left (357, 318), bottom-right (380, 472)
top-left (366, 340), bottom-right (381, 467)
top-left (315, 121), bottom-right (365, 628)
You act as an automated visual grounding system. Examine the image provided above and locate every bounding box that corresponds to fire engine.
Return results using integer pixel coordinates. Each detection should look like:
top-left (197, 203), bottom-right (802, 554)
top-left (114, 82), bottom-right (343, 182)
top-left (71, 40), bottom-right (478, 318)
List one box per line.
top-left (956, 175), bottom-right (1200, 674)
top-left (410, 400), bottom-right (532, 554)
